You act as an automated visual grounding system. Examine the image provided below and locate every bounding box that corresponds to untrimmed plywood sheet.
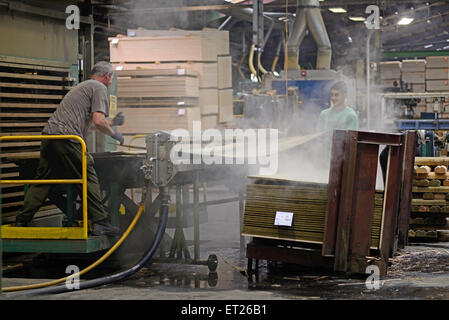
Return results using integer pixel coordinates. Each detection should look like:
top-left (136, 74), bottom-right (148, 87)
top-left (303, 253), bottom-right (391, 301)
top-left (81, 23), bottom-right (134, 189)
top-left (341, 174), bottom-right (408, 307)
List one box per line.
top-left (218, 89), bottom-right (233, 123)
top-left (118, 106), bottom-right (201, 134)
top-left (127, 28), bottom-right (230, 55)
top-left (217, 55), bottom-right (232, 89)
top-left (113, 62), bottom-right (218, 88)
top-left (109, 36), bottom-right (218, 62)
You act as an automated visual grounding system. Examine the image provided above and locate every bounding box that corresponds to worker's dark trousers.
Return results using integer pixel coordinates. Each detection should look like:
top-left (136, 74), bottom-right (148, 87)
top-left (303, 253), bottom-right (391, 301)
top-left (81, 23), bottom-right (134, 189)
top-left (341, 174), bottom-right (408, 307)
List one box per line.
top-left (16, 139), bottom-right (108, 224)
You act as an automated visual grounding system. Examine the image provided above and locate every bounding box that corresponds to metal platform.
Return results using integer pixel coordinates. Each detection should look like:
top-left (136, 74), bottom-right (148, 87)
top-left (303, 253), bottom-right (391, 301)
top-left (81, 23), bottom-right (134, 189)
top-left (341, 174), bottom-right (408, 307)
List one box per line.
top-left (2, 235), bottom-right (115, 253)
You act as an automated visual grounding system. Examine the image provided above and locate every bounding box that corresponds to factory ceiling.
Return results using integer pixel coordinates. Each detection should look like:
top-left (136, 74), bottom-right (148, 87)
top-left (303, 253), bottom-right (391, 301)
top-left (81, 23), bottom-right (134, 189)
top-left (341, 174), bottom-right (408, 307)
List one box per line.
top-left (90, 0), bottom-right (449, 69)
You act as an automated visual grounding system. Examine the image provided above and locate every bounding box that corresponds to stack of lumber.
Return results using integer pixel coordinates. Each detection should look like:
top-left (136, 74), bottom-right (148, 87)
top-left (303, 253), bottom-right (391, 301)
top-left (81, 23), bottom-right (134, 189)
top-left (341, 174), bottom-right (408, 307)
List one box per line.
top-left (411, 157), bottom-right (449, 242)
top-left (425, 56), bottom-right (449, 92)
top-left (0, 55), bottom-right (74, 224)
top-left (114, 68), bottom-right (201, 148)
top-left (380, 61), bottom-right (401, 89)
top-left (109, 28), bottom-right (234, 135)
top-left (242, 178), bottom-right (383, 248)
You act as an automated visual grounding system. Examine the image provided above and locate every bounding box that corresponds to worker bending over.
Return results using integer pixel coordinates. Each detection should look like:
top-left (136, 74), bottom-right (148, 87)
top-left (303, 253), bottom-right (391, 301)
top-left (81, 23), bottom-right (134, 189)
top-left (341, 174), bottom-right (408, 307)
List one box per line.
top-left (15, 61), bottom-right (125, 237)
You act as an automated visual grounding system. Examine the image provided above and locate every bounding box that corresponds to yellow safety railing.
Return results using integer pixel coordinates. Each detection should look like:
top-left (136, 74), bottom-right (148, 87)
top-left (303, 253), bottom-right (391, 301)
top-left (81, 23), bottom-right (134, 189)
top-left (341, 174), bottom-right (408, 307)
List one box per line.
top-left (0, 135), bottom-right (88, 240)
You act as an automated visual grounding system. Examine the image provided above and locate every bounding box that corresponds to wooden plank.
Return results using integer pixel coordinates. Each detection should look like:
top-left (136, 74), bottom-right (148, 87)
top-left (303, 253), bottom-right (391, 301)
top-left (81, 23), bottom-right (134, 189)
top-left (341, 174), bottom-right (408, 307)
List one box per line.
top-left (0, 113), bottom-right (53, 118)
top-left (415, 157), bottom-right (449, 166)
top-left (0, 72), bottom-right (72, 82)
top-left (322, 130), bottom-right (346, 257)
top-left (199, 88), bottom-right (218, 114)
top-left (0, 55), bottom-right (71, 69)
top-left (334, 131), bottom-right (358, 272)
top-left (0, 61), bottom-right (71, 73)
top-left (0, 93), bottom-right (64, 100)
top-left (218, 89), bottom-right (233, 123)
top-left (0, 103), bottom-right (58, 109)
top-left (413, 186), bottom-right (449, 193)
top-left (0, 122), bottom-right (47, 127)
top-left (0, 141), bottom-right (41, 148)
top-left (0, 82), bottom-right (72, 91)
top-left (379, 145), bottom-right (404, 262)
top-left (1, 151), bottom-right (40, 158)
top-left (116, 68), bottom-right (199, 77)
top-left (217, 55), bottom-right (232, 89)
top-left (348, 142), bottom-right (379, 274)
top-left (113, 62), bottom-right (218, 88)
top-left (1, 191), bottom-right (24, 199)
top-left (118, 106), bottom-right (201, 134)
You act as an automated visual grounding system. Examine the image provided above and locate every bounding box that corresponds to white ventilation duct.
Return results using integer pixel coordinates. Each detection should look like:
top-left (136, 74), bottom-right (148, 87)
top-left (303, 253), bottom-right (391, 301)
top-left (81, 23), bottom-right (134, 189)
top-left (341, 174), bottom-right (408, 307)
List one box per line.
top-left (286, 0), bottom-right (332, 70)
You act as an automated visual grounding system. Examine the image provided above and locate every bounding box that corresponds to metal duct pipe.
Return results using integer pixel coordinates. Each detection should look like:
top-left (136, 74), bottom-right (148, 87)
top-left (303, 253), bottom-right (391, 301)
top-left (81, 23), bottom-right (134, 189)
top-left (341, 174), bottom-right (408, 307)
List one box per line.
top-left (286, 0), bottom-right (332, 70)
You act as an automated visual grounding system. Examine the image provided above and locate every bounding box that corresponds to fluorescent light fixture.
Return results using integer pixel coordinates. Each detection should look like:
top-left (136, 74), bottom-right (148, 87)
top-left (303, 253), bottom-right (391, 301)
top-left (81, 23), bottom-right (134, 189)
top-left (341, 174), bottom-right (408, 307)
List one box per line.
top-left (349, 16), bottom-right (366, 22)
top-left (397, 17), bottom-right (414, 25)
top-left (444, 45), bottom-right (449, 50)
top-left (328, 7), bottom-right (347, 13)
top-left (424, 44), bottom-right (433, 48)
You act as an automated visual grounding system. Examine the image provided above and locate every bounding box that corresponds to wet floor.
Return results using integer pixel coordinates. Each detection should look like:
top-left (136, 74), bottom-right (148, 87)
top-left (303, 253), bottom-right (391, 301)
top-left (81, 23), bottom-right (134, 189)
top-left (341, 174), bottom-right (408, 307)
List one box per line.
top-left (3, 188), bottom-right (449, 300)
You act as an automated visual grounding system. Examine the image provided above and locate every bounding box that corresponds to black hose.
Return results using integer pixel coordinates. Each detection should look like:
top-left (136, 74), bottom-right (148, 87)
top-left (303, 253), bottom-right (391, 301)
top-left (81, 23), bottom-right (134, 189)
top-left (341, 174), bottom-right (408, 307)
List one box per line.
top-left (16, 191), bottom-right (169, 296)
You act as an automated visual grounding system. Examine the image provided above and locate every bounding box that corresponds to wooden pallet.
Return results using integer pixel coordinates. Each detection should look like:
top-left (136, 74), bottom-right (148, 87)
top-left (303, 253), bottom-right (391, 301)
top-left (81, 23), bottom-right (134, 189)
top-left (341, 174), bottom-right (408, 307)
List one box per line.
top-left (0, 56), bottom-right (73, 223)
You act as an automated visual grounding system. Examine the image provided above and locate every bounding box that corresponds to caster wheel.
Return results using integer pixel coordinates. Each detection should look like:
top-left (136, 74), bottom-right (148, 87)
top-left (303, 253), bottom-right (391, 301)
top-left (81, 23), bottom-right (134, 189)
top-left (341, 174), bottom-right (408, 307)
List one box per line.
top-left (207, 254), bottom-right (218, 272)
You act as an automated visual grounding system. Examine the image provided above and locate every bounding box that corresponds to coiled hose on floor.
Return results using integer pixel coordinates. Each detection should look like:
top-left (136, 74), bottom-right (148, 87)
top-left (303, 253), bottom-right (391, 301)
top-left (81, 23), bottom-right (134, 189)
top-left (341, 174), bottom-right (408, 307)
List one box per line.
top-left (5, 187), bottom-right (170, 296)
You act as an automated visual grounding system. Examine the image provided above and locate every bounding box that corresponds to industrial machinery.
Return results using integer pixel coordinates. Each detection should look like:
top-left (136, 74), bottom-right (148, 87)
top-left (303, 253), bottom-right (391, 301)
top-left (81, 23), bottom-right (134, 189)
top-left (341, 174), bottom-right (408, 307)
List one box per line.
top-left (1, 130), bottom-right (256, 294)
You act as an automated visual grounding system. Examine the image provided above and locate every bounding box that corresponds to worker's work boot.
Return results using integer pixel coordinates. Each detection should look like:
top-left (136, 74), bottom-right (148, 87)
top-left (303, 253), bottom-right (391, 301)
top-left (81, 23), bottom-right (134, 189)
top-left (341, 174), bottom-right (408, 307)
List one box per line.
top-left (15, 216), bottom-right (29, 227)
top-left (92, 220), bottom-right (120, 237)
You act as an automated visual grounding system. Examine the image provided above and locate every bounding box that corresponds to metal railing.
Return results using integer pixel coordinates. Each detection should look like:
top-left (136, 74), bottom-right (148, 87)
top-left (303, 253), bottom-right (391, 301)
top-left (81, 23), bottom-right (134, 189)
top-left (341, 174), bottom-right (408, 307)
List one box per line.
top-left (0, 135), bottom-right (88, 239)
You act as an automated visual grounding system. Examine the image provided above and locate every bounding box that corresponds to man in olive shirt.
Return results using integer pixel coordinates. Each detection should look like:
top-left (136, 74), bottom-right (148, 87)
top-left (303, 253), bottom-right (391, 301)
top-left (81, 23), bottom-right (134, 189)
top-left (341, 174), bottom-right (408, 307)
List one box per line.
top-left (318, 81), bottom-right (358, 131)
top-left (15, 61), bottom-right (125, 236)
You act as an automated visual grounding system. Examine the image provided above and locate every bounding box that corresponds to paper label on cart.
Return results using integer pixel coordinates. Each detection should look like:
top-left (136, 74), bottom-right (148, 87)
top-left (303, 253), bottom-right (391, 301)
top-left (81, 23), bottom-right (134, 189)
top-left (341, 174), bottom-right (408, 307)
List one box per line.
top-left (274, 211), bottom-right (293, 227)
top-left (177, 69), bottom-right (185, 75)
top-left (178, 108), bottom-right (186, 115)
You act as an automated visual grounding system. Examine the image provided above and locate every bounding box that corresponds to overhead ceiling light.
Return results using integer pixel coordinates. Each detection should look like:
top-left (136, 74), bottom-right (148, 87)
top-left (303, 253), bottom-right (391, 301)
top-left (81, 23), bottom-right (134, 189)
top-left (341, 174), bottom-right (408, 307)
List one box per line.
top-left (348, 16), bottom-right (365, 22)
top-left (424, 44), bottom-right (433, 48)
top-left (397, 17), bottom-right (414, 25)
top-left (328, 7), bottom-right (347, 13)
top-left (444, 45), bottom-right (449, 50)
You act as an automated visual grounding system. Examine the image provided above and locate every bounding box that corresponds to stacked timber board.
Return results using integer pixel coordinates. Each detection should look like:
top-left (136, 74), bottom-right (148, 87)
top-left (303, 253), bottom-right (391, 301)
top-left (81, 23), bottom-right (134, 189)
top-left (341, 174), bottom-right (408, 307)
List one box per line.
top-left (113, 68), bottom-right (201, 148)
top-left (242, 179), bottom-right (383, 248)
top-left (411, 157), bottom-right (449, 242)
top-left (0, 55), bottom-right (74, 224)
top-left (109, 28), bottom-right (234, 132)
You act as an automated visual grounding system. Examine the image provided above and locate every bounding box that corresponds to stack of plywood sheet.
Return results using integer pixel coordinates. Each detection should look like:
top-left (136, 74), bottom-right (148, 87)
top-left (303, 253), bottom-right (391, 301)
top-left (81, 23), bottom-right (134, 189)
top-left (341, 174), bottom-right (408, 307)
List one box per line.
top-left (425, 56), bottom-right (449, 92)
top-left (380, 61), bottom-right (401, 89)
top-left (109, 28), bottom-right (233, 133)
top-left (242, 180), bottom-right (383, 248)
top-left (401, 59), bottom-right (426, 92)
top-left (113, 68), bottom-right (201, 148)
top-left (411, 157), bottom-right (449, 241)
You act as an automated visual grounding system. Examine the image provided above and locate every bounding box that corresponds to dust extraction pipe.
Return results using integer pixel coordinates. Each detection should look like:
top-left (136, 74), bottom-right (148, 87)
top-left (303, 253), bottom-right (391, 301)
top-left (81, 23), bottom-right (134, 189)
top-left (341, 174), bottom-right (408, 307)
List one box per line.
top-left (286, 0), bottom-right (332, 70)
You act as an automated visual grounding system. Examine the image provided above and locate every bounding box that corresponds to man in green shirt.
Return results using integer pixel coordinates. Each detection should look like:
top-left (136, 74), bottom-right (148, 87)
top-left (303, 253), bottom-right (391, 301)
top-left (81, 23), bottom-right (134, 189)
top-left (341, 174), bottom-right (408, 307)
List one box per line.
top-left (318, 81), bottom-right (358, 131)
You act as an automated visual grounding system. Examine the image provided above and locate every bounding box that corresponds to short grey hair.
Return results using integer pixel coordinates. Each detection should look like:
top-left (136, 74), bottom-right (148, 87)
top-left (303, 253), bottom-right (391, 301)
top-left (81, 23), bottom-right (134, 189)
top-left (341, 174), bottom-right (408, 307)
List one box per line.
top-left (91, 61), bottom-right (114, 77)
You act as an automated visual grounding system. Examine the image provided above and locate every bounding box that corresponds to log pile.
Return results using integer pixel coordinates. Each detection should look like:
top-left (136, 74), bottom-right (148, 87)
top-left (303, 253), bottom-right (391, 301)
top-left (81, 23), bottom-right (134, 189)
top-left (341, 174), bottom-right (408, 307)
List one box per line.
top-left (411, 158), bottom-right (449, 241)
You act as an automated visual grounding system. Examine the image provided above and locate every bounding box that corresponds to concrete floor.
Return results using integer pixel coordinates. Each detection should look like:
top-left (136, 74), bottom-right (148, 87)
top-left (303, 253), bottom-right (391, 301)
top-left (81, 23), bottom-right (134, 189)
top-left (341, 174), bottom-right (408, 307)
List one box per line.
top-left (2, 187), bottom-right (449, 300)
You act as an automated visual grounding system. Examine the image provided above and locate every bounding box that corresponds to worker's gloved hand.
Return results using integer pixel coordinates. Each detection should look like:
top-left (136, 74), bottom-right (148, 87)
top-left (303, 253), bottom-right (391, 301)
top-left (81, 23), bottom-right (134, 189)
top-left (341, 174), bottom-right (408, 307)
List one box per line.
top-left (111, 112), bottom-right (125, 126)
top-left (111, 130), bottom-right (124, 145)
